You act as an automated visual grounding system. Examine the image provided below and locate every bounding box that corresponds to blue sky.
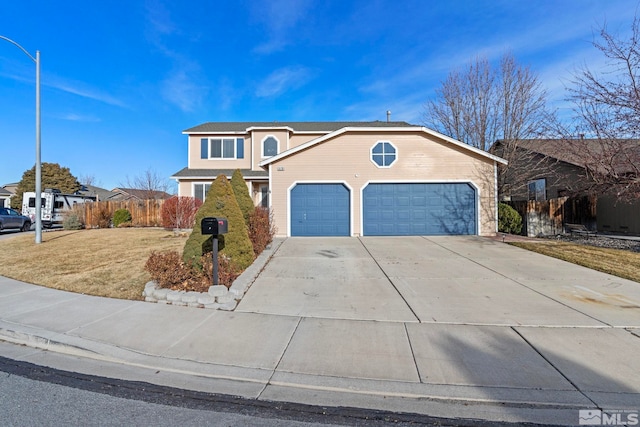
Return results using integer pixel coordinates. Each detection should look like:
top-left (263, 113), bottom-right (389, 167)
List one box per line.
top-left (0, 0), bottom-right (634, 192)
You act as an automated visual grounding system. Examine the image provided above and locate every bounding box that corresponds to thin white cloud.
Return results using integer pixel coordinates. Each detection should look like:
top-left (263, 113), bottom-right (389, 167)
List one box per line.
top-left (46, 76), bottom-right (128, 108)
top-left (0, 61), bottom-right (128, 108)
top-left (53, 112), bottom-right (101, 122)
top-left (255, 66), bottom-right (313, 98)
top-left (161, 69), bottom-right (206, 113)
top-left (251, 0), bottom-right (313, 54)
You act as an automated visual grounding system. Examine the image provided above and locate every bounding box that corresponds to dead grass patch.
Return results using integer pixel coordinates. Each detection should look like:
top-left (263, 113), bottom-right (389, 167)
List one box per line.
top-left (0, 229), bottom-right (188, 300)
top-left (510, 241), bottom-right (640, 283)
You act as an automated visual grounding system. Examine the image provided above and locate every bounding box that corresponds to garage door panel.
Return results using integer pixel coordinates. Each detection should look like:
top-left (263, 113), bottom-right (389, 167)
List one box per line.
top-left (363, 183), bottom-right (476, 236)
top-left (291, 184), bottom-right (350, 236)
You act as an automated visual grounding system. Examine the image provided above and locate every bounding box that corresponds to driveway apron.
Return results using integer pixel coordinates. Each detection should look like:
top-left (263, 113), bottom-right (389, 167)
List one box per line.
top-left (237, 236), bottom-right (632, 327)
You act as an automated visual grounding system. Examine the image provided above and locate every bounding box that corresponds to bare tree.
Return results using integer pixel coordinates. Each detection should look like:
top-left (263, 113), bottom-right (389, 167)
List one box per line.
top-left (122, 168), bottom-right (171, 200)
top-left (78, 174), bottom-right (99, 187)
top-left (563, 16), bottom-right (640, 201)
top-left (425, 52), bottom-right (553, 198)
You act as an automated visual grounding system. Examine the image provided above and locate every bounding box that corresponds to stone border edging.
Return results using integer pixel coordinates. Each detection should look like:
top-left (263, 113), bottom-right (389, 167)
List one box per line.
top-left (142, 238), bottom-right (284, 311)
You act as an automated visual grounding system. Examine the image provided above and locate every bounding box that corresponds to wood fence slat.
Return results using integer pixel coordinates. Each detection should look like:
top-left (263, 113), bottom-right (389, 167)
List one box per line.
top-left (83, 199), bottom-right (165, 228)
top-left (507, 196), bottom-right (597, 237)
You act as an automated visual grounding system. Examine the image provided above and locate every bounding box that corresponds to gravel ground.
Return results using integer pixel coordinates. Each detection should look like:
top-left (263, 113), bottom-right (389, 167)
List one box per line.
top-left (544, 234), bottom-right (640, 253)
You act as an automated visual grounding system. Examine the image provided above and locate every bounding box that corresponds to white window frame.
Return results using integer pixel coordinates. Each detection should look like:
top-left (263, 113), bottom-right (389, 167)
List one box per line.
top-left (261, 135), bottom-right (280, 158)
top-left (193, 182), bottom-right (212, 202)
top-left (370, 141), bottom-right (397, 168)
top-left (205, 137), bottom-right (237, 160)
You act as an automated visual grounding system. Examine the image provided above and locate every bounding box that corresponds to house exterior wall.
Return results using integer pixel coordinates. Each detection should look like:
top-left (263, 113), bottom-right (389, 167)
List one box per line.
top-left (249, 129), bottom-right (290, 170)
top-left (188, 134), bottom-right (252, 170)
top-left (267, 130), bottom-right (498, 237)
top-left (505, 160), bottom-right (588, 201)
top-left (289, 133), bottom-right (324, 148)
top-left (597, 196), bottom-right (640, 235)
top-left (186, 131), bottom-right (327, 172)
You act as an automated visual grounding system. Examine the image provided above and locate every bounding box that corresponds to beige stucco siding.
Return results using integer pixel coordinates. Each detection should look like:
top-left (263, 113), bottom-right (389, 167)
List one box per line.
top-left (268, 131), bottom-right (497, 237)
top-left (186, 131), bottom-right (326, 172)
top-left (289, 133), bottom-right (325, 148)
top-left (188, 135), bottom-right (252, 170)
top-left (249, 130), bottom-right (289, 170)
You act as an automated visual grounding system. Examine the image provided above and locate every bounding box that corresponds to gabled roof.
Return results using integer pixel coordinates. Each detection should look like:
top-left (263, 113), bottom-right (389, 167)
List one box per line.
top-left (495, 138), bottom-right (640, 174)
top-left (170, 168), bottom-right (268, 179)
top-left (260, 126), bottom-right (508, 167)
top-left (77, 184), bottom-right (119, 201)
top-left (110, 187), bottom-right (173, 200)
top-left (183, 121), bottom-right (415, 134)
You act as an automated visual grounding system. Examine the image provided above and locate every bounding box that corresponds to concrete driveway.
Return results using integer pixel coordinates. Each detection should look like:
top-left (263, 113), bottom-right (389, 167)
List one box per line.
top-left (236, 236), bottom-right (640, 327)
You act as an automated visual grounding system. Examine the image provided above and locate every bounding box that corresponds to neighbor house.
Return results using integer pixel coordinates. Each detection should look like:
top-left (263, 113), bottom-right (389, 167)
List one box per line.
top-left (171, 121), bottom-right (507, 237)
top-left (109, 187), bottom-right (173, 201)
top-left (0, 183), bottom-right (18, 208)
top-left (492, 138), bottom-right (640, 235)
top-left (0, 187), bottom-right (11, 208)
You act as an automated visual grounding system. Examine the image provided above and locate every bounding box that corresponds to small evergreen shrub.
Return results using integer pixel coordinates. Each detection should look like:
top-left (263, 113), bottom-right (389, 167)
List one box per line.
top-left (498, 202), bottom-right (523, 234)
top-left (113, 208), bottom-right (132, 227)
top-left (183, 175), bottom-right (255, 270)
top-left (230, 169), bottom-right (254, 225)
top-left (248, 207), bottom-right (276, 256)
top-left (161, 196), bottom-right (202, 229)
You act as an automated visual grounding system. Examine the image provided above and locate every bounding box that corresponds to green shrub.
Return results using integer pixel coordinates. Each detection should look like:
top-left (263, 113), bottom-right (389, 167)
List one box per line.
top-left (113, 208), bottom-right (132, 227)
top-left (230, 169), bottom-right (254, 225)
top-left (182, 175), bottom-right (255, 271)
top-left (498, 202), bottom-right (523, 234)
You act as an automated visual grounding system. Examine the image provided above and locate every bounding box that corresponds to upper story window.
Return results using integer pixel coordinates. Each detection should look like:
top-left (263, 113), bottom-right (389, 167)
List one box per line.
top-left (200, 137), bottom-right (244, 160)
top-left (262, 136), bottom-right (279, 158)
top-left (371, 141), bottom-right (397, 168)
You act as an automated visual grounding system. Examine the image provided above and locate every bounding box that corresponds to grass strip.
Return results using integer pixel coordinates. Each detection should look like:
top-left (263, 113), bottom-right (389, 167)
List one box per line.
top-left (510, 241), bottom-right (640, 283)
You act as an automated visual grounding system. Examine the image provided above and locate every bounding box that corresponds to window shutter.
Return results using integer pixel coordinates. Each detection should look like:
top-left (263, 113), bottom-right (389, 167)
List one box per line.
top-left (200, 138), bottom-right (208, 159)
top-left (236, 138), bottom-right (244, 159)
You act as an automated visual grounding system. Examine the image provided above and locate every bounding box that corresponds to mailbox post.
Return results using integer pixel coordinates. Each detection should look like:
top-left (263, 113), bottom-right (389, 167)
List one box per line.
top-left (201, 217), bottom-right (228, 286)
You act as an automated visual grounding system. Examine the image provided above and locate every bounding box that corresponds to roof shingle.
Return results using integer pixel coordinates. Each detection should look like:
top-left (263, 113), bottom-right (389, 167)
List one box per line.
top-left (183, 121), bottom-right (417, 133)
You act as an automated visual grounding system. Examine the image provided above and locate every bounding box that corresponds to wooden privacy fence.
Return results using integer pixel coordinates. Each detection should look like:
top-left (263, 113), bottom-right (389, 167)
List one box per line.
top-left (83, 200), bottom-right (165, 228)
top-left (507, 196), bottom-right (597, 237)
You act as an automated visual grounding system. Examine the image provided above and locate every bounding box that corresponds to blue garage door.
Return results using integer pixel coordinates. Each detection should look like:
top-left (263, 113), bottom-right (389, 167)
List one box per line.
top-left (291, 184), bottom-right (350, 236)
top-left (363, 183), bottom-right (476, 236)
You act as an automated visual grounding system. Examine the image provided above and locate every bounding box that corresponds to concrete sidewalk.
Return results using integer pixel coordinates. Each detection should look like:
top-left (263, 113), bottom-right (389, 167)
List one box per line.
top-left (1, 236), bottom-right (639, 426)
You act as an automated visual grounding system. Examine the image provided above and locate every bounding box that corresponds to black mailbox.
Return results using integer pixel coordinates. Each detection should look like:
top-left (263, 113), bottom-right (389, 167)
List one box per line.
top-left (201, 217), bottom-right (228, 235)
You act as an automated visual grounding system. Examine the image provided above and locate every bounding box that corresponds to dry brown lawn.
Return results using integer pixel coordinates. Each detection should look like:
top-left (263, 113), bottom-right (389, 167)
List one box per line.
top-left (2, 230), bottom-right (637, 301)
top-left (510, 241), bottom-right (640, 283)
top-left (0, 228), bottom-right (188, 300)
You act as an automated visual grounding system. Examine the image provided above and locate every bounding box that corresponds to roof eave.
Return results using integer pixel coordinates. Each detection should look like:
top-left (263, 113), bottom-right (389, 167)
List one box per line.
top-left (260, 126), bottom-right (508, 166)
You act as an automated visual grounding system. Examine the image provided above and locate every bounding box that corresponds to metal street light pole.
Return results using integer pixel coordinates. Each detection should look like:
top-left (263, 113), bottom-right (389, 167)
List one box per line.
top-left (0, 35), bottom-right (42, 243)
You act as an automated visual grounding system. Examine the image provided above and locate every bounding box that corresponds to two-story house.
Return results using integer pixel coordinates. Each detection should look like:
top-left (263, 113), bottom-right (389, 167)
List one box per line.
top-left (171, 121), bottom-right (507, 238)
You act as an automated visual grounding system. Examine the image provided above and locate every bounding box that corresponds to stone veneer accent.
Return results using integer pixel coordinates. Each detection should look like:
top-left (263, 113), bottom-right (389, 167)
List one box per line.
top-left (142, 238), bottom-right (283, 311)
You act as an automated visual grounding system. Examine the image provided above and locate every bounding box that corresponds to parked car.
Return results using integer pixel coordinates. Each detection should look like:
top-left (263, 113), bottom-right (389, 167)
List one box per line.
top-left (0, 207), bottom-right (31, 232)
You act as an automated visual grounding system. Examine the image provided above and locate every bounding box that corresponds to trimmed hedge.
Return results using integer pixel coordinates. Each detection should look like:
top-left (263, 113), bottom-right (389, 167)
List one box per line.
top-left (230, 169), bottom-right (254, 225)
top-left (182, 175), bottom-right (255, 270)
top-left (498, 202), bottom-right (523, 235)
top-left (113, 208), bottom-right (132, 227)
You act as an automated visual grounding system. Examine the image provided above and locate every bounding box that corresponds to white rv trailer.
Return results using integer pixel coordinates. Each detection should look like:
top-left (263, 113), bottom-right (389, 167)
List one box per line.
top-left (22, 189), bottom-right (96, 228)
